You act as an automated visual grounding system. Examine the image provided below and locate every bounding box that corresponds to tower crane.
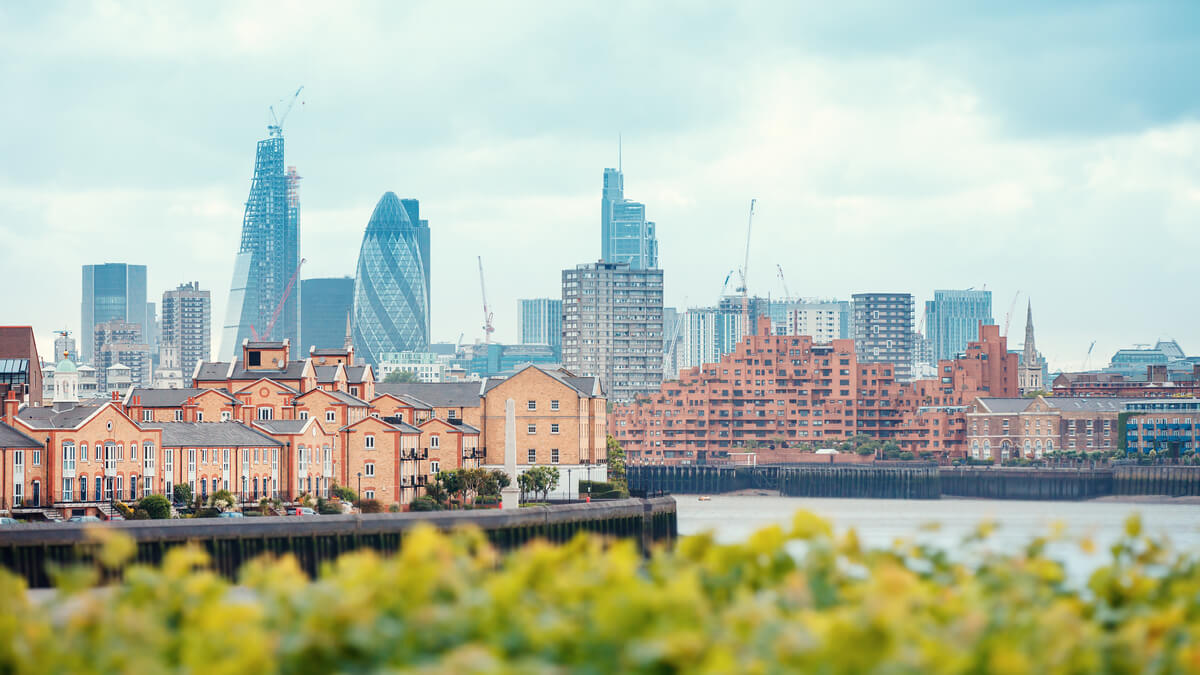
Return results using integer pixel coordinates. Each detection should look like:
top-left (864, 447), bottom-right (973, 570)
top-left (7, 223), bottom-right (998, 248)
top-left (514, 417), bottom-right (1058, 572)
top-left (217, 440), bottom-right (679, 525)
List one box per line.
top-left (478, 256), bottom-right (495, 344)
top-left (268, 86), bottom-right (305, 138)
top-left (1082, 340), bottom-right (1097, 371)
top-left (1002, 290), bottom-right (1020, 336)
top-left (776, 264), bottom-right (792, 303)
top-left (734, 199), bottom-right (756, 334)
top-left (252, 258), bottom-right (306, 341)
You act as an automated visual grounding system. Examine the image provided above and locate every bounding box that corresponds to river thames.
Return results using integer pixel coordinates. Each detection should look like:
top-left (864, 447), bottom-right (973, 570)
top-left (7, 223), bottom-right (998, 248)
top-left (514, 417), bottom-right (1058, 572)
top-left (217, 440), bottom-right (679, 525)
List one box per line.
top-left (676, 494), bottom-right (1200, 581)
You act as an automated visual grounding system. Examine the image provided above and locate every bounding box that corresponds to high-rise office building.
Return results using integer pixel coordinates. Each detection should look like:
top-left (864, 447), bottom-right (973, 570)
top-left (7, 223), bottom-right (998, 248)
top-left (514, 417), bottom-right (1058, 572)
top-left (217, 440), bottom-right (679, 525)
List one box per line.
top-left (562, 261), bottom-right (663, 401)
top-left (600, 167), bottom-right (658, 270)
top-left (517, 298), bottom-right (562, 355)
top-left (81, 263), bottom-right (148, 364)
top-left (663, 306), bottom-right (745, 379)
top-left (852, 292), bottom-right (915, 381)
top-left (93, 320), bottom-right (151, 390)
top-left (161, 282), bottom-right (212, 378)
top-left (784, 300), bottom-right (851, 343)
top-left (220, 125), bottom-right (301, 359)
top-left (53, 332), bottom-right (77, 363)
top-left (352, 192), bottom-right (431, 366)
top-left (301, 277), bottom-right (355, 352)
top-left (924, 289), bottom-right (993, 363)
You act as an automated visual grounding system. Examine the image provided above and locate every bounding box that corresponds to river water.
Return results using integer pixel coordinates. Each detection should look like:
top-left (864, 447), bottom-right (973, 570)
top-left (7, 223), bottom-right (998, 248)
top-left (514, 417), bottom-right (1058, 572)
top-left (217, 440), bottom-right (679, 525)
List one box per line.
top-left (676, 494), bottom-right (1200, 581)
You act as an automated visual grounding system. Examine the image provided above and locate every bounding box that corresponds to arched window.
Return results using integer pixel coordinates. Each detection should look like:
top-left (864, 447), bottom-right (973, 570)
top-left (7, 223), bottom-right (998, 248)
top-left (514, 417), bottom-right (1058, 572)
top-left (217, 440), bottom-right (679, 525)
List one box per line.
top-left (253, 477), bottom-right (259, 499)
top-left (79, 475), bottom-right (88, 501)
top-left (971, 440), bottom-right (980, 458)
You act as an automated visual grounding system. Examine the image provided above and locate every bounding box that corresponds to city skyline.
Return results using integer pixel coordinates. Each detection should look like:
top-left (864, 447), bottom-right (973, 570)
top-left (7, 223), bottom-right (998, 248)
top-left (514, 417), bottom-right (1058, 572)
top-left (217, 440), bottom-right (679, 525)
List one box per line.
top-left (2, 2), bottom-right (1199, 370)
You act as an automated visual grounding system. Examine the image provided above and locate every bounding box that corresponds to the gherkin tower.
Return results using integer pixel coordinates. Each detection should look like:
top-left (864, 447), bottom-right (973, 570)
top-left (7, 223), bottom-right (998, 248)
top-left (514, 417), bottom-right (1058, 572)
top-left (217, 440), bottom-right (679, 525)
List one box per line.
top-left (352, 192), bottom-right (430, 366)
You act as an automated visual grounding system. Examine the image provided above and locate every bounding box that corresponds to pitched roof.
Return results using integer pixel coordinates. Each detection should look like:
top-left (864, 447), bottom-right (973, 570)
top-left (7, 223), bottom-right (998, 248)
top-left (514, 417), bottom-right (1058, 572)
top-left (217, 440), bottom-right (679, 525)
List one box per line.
top-left (252, 419), bottom-right (312, 435)
top-left (143, 422), bottom-right (282, 447)
top-left (378, 416), bottom-right (422, 433)
top-left (0, 420), bottom-right (41, 448)
top-left (126, 387), bottom-right (235, 408)
top-left (375, 382), bottom-right (481, 407)
top-left (296, 388), bottom-right (369, 407)
top-left (233, 378), bottom-right (300, 395)
top-left (345, 365), bottom-right (372, 384)
top-left (17, 403), bottom-right (108, 429)
top-left (482, 364), bottom-right (600, 398)
top-left (229, 359), bottom-right (310, 382)
top-left (446, 418), bottom-right (481, 434)
top-left (1045, 397), bottom-right (1146, 413)
top-left (314, 365), bottom-right (342, 384)
top-left (193, 361), bottom-right (231, 381)
top-left (310, 348), bottom-right (350, 357)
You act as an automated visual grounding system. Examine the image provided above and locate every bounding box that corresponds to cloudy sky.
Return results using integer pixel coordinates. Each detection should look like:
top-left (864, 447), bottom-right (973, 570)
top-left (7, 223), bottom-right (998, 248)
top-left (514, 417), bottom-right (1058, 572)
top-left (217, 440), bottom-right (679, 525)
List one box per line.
top-left (2, 1), bottom-right (1197, 370)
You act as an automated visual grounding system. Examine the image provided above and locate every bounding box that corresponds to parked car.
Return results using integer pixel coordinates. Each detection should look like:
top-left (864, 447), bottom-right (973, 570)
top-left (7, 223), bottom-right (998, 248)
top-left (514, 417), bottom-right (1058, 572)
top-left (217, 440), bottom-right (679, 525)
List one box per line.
top-left (0, 517), bottom-right (18, 525)
top-left (217, 511), bottom-right (244, 518)
top-left (68, 515), bottom-right (102, 523)
top-left (291, 507), bottom-right (316, 516)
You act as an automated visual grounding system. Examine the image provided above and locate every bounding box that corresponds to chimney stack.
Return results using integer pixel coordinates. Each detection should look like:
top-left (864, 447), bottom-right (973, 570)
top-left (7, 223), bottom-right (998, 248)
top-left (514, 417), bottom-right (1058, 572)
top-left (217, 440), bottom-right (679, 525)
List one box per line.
top-left (3, 391), bottom-right (17, 424)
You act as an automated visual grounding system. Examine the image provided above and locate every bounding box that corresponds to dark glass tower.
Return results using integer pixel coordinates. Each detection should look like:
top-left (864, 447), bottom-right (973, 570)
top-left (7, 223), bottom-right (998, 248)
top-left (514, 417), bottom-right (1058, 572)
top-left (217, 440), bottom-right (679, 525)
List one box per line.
top-left (352, 193), bottom-right (431, 366)
top-left (220, 133), bottom-right (301, 359)
top-left (301, 277), bottom-right (354, 351)
top-left (81, 263), bottom-right (148, 364)
top-left (601, 167), bottom-right (658, 270)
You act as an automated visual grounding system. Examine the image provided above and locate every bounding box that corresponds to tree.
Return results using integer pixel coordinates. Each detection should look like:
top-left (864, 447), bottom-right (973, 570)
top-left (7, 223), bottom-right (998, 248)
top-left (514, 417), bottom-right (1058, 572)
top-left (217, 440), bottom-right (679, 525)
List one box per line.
top-left (331, 484), bottom-right (358, 502)
top-left (138, 494), bottom-right (172, 520)
top-left (383, 369), bottom-right (420, 384)
top-left (434, 470), bottom-right (466, 507)
top-left (606, 435), bottom-right (626, 487)
top-left (209, 489), bottom-right (236, 512)
top-left (490, 469), bottom-right (511, 493)
top-left (172, 483), bottom-right (193, 506)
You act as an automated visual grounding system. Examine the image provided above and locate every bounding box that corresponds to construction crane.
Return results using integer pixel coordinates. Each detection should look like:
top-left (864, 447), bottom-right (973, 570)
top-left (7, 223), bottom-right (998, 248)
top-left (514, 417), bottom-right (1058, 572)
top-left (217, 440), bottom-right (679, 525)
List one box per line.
top-left (478, 256), bottom-right (495, 344)
top-left (734, 199), bottom-right (756, 334)
top-left (251, 258), bottom-right (305, 341)
top-left (268, 86), bottom-right (305, 138)
top-left (1082, 340), bottom-right (1097, 371)
top-left (1002, 290), bottom-right (1020, 336)
top-left (776, 264), bottom-right (792, 303)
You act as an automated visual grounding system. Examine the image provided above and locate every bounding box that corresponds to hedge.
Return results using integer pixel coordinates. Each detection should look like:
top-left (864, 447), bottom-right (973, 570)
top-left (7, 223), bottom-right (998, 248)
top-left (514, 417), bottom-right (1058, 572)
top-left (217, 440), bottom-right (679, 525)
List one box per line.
top-left (578, 480), bottom-right (628, 499)
top-left (0, 513), bottom-right (1197, 672)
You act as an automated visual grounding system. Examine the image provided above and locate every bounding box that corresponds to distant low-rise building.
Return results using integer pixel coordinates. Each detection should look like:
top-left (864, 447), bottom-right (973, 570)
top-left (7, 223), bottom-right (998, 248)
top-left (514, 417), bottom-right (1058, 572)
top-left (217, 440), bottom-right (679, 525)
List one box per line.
top-left (1123, 399), bottom-right (1200, 457)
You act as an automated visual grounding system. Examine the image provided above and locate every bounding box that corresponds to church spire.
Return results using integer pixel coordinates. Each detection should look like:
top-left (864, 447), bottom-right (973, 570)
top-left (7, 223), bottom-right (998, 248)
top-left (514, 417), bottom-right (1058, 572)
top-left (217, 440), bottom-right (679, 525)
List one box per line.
top-left (1023, 301), bottom-right (1036, 360)
top-left (343, 311), bottom-right (354, 351)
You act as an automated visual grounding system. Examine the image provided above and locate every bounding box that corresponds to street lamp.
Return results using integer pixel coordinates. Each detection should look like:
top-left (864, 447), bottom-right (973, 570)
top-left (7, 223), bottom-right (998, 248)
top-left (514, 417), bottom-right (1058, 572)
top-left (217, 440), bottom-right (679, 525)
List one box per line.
top-left (566, 468), bottom-right (572, 501)
top-left (357, 472), bottom-right (362, 503)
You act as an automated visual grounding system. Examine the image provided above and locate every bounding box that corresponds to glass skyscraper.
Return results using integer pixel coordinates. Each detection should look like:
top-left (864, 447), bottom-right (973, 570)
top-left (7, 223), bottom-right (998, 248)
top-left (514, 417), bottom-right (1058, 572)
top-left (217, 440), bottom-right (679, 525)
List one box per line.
top-left (924, 289), bottom-right (994, 364)
top-left (220, 132), bottom-right (300, 359)
top-left (601, 167), bottom-right (658, 270)
top-left (352, 192), bottom-right (431, 366)
top-left (301, 277), bottom-right (355, 351)
top-left (517, 298), bottom-right (562, 355)
top-left (81, 263), bottom-right (147, 364)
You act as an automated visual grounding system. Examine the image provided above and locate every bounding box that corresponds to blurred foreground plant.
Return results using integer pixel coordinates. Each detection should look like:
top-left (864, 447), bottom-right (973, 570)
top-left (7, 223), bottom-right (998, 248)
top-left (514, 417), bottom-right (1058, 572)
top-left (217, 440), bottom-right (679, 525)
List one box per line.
top-left (1, 512), bottom-right (1199, 674)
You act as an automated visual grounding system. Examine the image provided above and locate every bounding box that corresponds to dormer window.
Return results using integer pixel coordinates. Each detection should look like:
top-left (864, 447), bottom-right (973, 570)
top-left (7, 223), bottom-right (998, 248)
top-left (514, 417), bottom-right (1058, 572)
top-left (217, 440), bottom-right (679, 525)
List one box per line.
top-left (248, 351), bottom-right (261, 367)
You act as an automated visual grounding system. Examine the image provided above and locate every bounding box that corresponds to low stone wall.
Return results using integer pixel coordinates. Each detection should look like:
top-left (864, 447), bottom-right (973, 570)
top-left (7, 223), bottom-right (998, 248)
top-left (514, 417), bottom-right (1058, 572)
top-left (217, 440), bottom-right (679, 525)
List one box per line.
top-left (0, 497), bottom-right (677, 588)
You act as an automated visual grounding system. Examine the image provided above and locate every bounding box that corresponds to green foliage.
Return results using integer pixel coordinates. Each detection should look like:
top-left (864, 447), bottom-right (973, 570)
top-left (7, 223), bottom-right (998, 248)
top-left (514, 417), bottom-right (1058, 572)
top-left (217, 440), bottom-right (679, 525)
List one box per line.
top-left (517, 466), bottom-right (560, 501)
top-left (897, 451), bottom-right (915, 461)
top-left (383, 369), bottom-right (420, 383)
top-left (113, 501), bottom-right (134, 519)
top-left (316, 497), bottom-right (343, 516)
top-left (408, 496), bottom-right (443, 512)
top-left (330, 484), bottom-right (358, 502)
top-left (578, 480), bottom-right (628, 500)
top-left (137, 494), bottom-right (172, 520)
top-left (606, 435), bottom-right (626, 487)
top-left (5, 512), bottom-right (1198, 672)
top-left (172, 483), bottom-right (193, 505)
top-left (1023, 389), bottom-right (1052, 398)
top-left (357, 499), bottom-right (384, 514)
top-left (209, 489), bottom-right (236, 512)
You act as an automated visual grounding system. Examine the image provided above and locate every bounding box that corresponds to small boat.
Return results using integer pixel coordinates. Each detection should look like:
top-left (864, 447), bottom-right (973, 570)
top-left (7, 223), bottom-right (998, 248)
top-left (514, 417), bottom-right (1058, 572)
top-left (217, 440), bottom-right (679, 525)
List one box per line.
top-left (698, 496), bottom-right (711, 501)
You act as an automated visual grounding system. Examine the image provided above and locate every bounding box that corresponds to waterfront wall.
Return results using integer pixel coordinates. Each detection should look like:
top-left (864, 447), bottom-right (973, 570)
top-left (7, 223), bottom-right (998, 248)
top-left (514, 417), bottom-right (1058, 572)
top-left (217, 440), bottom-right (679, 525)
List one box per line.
top-left (628, 464), bottom-right (1200, 501)
top-left (0, 497), bottom-right (677, 589)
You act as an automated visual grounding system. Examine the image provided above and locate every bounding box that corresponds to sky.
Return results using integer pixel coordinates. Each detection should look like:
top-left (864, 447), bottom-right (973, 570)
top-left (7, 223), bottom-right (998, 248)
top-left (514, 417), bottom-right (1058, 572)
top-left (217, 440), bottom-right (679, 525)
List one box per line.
top-left (1, 1), bottom-right (1198, 372)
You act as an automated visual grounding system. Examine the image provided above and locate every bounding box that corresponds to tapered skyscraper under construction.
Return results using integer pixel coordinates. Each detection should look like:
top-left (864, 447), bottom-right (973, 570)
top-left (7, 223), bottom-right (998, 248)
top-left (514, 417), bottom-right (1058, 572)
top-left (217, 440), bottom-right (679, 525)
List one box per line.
top-left (220, 95), bottom-right (303, 359)
top-left (352, 192), bottom-right (430, 367)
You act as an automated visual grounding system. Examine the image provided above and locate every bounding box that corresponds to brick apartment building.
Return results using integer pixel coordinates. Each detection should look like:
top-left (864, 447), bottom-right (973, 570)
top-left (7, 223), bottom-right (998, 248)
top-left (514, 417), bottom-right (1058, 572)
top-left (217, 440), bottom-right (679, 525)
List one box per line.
top-left (964, 396), bottom-right (1136, 461)
top-left (1053, 365), bottom-right (1200, 398)
top-left (0, 340), bottom-right (605, 518)
top-left (612, 318), bottom-right (1016, 463)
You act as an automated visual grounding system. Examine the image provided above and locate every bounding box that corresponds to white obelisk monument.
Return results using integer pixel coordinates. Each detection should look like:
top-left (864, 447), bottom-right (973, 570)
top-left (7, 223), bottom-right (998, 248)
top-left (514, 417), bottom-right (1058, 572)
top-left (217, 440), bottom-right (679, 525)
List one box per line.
top-left (501, 397), bottom-right (520, 509)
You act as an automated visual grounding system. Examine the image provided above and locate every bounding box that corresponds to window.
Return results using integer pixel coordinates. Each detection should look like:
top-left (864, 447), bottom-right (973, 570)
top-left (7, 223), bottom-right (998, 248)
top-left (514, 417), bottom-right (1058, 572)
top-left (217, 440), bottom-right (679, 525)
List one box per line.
top-left (201, 448), bottom-right (208, 464)
top-left (174, 410), bottom-right (183, 422)
top-left (326, 411), bottom-right (335, 423)
top-left (364, 489), bottom-right (375, 499)
top-left (527, 400), bottom-right (537, 411)
top-left (221, 411), bottom-right (231, 422)
top-left (131, 443), bottom-right (138, 462)
top-left (527, 449), bottom-right (537, 463)
top-left (196, 412), bottom-right (203, 422)
top-left (551, 423), bottom-right (560, 434)
top-left (144, 476), bottom-right (152, 497)
top-left (299, 410), bottom-right (309, 420)
top-left (80, 443), bottom-right (87, 462)
top-left (365, 434), bottom-right (375, 449)
top-left (430, 435), bottom-right (440, 448)
top-left (143, 444), bottom-right (155, 472)
top-left (62, 442), bottom-right (75, 475)
top-left (32, 450), bottom-right (40, 467)
top-left (62, 477), bottom-right (72, 502)
top-left (430, 460), bottom-right (440, 474)
top-left (258, 407), bottom-right (273, 420)
top-left (551, 449), bottom-right (559, 464)
top-left (143, 410), bottom-right (152, 422)
top-left (365, 463), bottom-right (375, 477)
top-left (527, 424), bottom-right (537, 434)
top-left (447, 409), bottom-right (457, 420)
top-left (551, 400), bottom-right (560, 411)
top-left (79, 476), bottom-right (87, 501)
top-left (248, 351), bottom-right (261, 366)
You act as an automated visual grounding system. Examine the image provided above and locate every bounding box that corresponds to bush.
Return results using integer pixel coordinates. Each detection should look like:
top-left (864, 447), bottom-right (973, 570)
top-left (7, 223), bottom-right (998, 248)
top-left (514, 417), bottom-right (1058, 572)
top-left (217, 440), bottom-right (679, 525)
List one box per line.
top-left (408, 496), bottom-right (442, 512)
top-left (113, 501), bottom-right (134, 519)
top-left (131, 508), bottom-right (151, 520)
top-left (138, 494), bottom-right (172, 520)
top-left (898, 451), bottom-right (915, 461)
top-left (578, 480), bottom-right (628, 499)
top-left (316, 497), bottom-right (343, 515)
top-left (331, 484), bottom-right (357, 502)
top-left (356, 499), bottom-right (384, 514)
top-left (388, 504), bottom-right (402, 513)
top-left (2, 512), bottom-right (1196, 672)
top-left (172, 483), bottom-right (193, 506)
top-left (195, 507), bottom-right (220, 518)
